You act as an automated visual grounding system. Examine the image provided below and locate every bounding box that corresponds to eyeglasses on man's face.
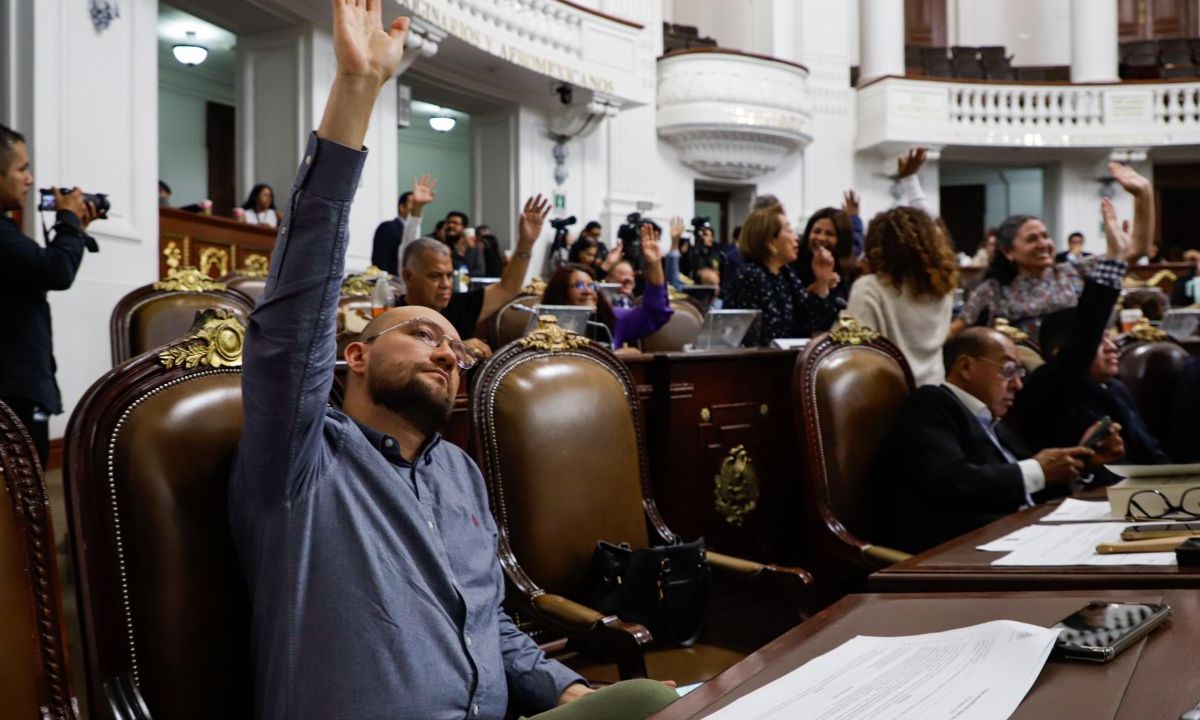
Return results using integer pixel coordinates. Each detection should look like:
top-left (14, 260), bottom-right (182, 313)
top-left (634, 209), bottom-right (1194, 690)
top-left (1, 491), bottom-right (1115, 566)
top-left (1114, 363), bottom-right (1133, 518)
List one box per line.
top-left (360, 317), bottom-right (477, 370)
top-left (973, 355), bottom-right (1026, 381)
top-left (1127, 488), bottom-right (1200, 520)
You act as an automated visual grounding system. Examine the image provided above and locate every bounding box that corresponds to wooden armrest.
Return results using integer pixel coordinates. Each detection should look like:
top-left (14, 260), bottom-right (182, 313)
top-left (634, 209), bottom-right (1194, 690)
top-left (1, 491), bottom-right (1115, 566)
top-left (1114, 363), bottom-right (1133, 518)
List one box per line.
top-left (863, 544), bottom-right (911, 566)
top-left (707, 551), bottom-right (813, 585)
top-left (531, 592), bottom-right (652, 679)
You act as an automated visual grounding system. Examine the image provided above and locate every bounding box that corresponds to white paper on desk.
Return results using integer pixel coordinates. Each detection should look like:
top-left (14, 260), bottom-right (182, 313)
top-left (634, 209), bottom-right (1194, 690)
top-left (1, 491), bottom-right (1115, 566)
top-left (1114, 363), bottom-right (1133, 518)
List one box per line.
top-left (1038, 498), bottom-right (1121, 523)
top-left (1106, 462), bottom-right (1200, 479)
top-left (702, 620), bottom-right (1058, 720)
top-left (990, 523), bottom-right (1177, 566)
top-left (976, 524), bottom-right (1057, 552)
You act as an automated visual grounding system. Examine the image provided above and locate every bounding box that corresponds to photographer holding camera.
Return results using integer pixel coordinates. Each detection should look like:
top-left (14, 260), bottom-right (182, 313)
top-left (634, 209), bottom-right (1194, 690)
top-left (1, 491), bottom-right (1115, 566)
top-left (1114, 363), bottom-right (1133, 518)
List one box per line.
top-left (0, 124), bottom-right (98, 462)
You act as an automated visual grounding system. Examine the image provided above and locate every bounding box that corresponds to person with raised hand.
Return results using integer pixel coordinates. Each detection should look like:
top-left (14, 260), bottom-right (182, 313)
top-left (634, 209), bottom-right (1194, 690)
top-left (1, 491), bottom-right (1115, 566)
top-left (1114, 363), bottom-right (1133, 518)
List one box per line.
top-left (954, 161), bottom-right (1151, 337)
top-left (229, 2), bottom-right (677, 718)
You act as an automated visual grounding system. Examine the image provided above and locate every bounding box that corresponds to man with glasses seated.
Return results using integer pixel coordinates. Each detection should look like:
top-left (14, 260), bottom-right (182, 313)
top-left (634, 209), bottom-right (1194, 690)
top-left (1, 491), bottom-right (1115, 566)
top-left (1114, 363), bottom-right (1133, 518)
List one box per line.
top-left (230, 3), bottom-right (677, 718)
top-left (877, 326), bottom-right (1125, 553)
top-left (399, 195), bottom-right (552, 362)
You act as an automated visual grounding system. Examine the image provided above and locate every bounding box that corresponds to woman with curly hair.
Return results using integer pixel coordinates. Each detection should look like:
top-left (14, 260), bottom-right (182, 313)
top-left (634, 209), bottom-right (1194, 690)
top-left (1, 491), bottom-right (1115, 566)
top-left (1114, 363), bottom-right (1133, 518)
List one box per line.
top-left (847, 206), bottom-right (959, 385)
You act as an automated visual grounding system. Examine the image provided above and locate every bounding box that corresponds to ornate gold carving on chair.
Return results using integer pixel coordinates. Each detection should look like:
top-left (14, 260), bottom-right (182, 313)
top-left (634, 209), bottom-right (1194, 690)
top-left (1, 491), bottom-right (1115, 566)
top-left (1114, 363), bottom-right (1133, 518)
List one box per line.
top-left (828, 312), bottom-right (880, 345)
top-left (341, 266), bottom-right (388, 297)
top-left (199, 247), bottom-right (230, 278)
top-left (991, 318), bottom-right (1030, 343)
top-left (158, 309), bottom-right (246, 369)
top-left (517, 315), bottom-right (589, 352)
top-left (153, 265), bottom-right (228, 292)
top-left (240, 254), bottom-right (270, 277)
top-left (1124, 269), bottom-right (1177, 289)
top-left (714, 445), bottom-right (759, 527)
top-left (163, 240), bottom-right (183, 275)
top-left (1126, 317), bottom-right (1169, 342)
top-left (522, 277), bottom-right (547, 296)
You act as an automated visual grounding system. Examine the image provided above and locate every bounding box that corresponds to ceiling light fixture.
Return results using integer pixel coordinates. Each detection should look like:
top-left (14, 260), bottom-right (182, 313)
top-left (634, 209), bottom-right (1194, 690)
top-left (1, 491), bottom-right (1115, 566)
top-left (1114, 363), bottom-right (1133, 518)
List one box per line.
top-left (429, 111), bottom-right (456, 133)
top-left (173, 31), bottom-right (208, 66)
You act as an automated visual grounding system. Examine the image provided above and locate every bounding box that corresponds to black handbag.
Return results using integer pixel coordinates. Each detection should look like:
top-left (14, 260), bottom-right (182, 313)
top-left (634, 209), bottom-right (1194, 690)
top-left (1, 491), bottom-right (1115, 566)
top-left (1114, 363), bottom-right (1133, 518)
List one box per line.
top-left (582, 538), bottom-right (711, 647)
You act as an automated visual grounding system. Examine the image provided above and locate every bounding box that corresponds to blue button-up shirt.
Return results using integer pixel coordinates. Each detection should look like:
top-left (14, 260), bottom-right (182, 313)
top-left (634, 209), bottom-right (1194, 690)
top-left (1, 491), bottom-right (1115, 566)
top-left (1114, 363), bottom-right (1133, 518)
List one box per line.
top-left (230, 134), bottom-right (582, 720)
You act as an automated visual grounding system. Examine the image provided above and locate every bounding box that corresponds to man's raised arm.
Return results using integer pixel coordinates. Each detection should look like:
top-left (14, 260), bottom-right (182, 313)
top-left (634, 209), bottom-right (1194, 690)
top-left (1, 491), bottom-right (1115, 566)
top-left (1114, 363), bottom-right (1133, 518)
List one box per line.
top-left (235, 0), bottom-right (409, 503)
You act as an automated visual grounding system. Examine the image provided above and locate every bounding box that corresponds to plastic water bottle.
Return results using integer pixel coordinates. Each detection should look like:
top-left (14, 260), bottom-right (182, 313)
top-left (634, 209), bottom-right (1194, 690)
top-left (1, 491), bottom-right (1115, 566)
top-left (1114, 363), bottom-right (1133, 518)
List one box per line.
top-left (371, 276), bottom-right (394, 317)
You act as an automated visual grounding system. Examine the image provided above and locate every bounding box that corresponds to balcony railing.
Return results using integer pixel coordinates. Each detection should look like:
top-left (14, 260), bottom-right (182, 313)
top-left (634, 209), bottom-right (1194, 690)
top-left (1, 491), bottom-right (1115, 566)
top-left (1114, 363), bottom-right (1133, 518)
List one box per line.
top-left (857, 75), bottom-right (1200, 151)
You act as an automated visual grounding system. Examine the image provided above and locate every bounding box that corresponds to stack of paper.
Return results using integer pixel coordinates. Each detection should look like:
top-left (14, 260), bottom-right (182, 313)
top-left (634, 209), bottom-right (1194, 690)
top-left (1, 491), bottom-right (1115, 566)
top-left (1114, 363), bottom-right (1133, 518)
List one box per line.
top-left (977, 522), bottom-right (1177, 566)
top-left (703, 621), bottom-right (1059, 720)
top-left (1038, 498), bottom-right (1120, 523)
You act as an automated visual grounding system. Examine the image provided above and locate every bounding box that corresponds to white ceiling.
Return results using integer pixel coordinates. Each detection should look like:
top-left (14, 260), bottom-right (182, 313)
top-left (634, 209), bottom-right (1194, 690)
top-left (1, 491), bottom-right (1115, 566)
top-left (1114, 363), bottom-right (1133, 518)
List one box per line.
top-left (158, 4), bottom-right (238, 78)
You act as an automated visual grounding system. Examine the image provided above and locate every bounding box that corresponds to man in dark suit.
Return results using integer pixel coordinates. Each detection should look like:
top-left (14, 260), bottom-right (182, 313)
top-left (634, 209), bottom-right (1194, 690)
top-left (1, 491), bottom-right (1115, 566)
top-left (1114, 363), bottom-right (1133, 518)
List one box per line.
top-left (879, 327), bottom-right (1121, 553)
top-left (0, 124), bottom-right (97, 463)
top-left (370, 190), bottom-right (412, 275)
top-left (1055, 231), bottom-right (1092, 264)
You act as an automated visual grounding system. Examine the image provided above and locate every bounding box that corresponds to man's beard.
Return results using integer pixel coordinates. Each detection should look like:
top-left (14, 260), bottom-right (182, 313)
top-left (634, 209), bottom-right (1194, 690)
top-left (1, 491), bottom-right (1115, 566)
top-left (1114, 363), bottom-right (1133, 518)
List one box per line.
top-left (368, 367), bottom-right (453, 435)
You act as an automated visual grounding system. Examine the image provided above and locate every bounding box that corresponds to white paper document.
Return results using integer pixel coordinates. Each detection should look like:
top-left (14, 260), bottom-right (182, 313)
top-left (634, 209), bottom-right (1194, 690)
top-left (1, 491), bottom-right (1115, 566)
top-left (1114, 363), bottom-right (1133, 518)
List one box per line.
top-left (985, 522), bottom-right (1177, 566)
top-left (702, 621), bottom-right (1058, 720)
top-left (1106, 462), bottom-right (1200, 479)
top-left (1038, 498), bottom-right (1120, 523)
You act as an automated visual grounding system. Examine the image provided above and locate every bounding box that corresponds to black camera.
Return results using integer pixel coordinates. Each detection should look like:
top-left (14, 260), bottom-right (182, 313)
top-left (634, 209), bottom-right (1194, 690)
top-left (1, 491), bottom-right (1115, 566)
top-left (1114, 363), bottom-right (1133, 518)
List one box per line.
top-left (549, 215), bottom-right (577, 232)
top-left (39, 188), bottom-right (110, 218)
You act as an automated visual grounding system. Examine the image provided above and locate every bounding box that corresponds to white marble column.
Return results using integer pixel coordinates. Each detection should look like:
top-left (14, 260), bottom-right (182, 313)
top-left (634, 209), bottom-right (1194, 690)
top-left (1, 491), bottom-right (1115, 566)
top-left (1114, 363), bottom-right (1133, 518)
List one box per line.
top-left (859, 0), bottom-right (905, 85)
top-left (1071, 0), bottom-right (1119, 83)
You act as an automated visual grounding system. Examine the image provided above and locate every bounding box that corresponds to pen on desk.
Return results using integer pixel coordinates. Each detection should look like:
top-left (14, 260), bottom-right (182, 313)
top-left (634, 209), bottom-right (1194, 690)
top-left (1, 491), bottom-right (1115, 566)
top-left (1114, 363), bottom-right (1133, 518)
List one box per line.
top-left (1095, 536), bottom-right (1197, 554)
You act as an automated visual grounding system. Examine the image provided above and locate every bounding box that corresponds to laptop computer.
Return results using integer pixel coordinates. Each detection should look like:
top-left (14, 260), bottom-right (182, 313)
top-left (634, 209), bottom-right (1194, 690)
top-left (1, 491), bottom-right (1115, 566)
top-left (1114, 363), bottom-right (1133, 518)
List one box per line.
top-left (689, 309), bottom-right (760, 351)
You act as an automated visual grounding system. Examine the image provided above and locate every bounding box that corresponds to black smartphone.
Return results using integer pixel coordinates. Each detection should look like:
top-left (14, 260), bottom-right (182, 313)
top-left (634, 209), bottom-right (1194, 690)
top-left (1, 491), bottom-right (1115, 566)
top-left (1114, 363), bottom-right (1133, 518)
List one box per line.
top-left (1050, 600), bottom-right (1171, 662)
top-left (1080, 415), bottom-right (1113, 450)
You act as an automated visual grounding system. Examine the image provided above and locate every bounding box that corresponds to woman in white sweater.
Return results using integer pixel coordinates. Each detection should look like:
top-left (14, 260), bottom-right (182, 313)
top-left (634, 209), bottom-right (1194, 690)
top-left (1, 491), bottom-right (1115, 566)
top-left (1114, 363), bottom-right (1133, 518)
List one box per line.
top-left (847, 207), bottom-right (959, 386)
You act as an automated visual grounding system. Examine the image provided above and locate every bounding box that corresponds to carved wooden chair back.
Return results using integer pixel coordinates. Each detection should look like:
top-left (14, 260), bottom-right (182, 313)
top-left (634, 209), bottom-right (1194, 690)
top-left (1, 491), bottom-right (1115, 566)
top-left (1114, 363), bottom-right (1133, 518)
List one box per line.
top-left (638, 298), bottom-right (703, 352)
top-left (0, 400), bottom-right (80, 719)
top-left (793, 315), bottom-right (915, 586)
top-left (110, 267), bottom-right (254, 365)
top-left (1118, 337), bottom-right (1191, 446)
top-left (67, 310), bottom-right (251, 719)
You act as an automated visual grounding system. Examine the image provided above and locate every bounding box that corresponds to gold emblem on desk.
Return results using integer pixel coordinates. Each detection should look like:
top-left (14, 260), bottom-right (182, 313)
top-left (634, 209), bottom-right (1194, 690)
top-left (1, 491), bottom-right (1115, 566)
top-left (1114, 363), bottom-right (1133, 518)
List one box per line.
top-left (240, 254), bottom-right (270, 277)
top-left (1126, 317), bottom-right (1169, 342)
top-left (158, 309), bottom-right (246, 369)
top-left (341, 266), bottom-right (389, 297)
top-left (829, 313), bottom-right (880, 345)
top-left (522, 277), bottom-right (547, 296)
top-left (518, 315), bottom-right (589, 352)
top-left (153, 265), bottom-right (227, 292)
top-left (714, 445), bottom-right (759, 526)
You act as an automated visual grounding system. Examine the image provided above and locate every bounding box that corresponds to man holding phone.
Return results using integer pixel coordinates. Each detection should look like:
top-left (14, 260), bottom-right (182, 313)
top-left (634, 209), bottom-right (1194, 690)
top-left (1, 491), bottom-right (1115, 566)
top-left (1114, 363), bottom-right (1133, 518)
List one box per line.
top-left (0, 124), bottom-right (96, 462)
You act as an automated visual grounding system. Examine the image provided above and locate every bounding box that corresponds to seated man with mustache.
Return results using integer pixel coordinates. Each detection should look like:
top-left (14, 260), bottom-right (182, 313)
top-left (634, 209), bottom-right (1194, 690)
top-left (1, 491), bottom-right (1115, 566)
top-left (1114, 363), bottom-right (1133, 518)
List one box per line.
top-left (229, 2), bottom-right (677, 718)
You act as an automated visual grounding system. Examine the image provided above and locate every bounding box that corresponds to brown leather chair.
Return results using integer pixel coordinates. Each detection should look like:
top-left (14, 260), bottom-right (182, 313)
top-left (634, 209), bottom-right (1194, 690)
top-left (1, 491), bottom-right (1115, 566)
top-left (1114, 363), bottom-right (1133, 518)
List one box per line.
top-left (66, 309), bottom-right (251, 719)
top-left (793, 314), bottom-right (914, 600)
top-left (110, 267), bottom-right (254, 365)
top-left (1118, 338), bottom-right (1191, 448)
top-left (218, 271), bottom-right (267, 303)
top-left (993, 317), bottom-right (1044, 372)
top-left (638, 298), bottom-right (703, 352)
top-left (0, 401), bottom-right (80, 720)
top-left (471, 317), bottom-right (810, 685)
top-left (488, 294), bottom-right (540, 349)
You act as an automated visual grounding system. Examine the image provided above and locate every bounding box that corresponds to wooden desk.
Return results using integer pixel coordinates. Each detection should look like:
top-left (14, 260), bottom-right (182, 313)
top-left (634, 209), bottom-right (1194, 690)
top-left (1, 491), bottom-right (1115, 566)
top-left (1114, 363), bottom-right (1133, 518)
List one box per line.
top-left (653, 590), bottom-right (1200, 720)
top-left (159, 207), bottom-right (277, 278)
top-left (869, 502), bottom-right (1200, 592)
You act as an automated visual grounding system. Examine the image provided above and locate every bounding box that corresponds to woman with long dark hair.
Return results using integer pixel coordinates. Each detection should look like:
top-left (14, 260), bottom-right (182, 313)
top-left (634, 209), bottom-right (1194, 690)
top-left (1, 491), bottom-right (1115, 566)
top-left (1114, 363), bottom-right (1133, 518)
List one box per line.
top-left (541, 223), bottom-right (671, 350)
top-left (241, 183), bottom-right (281, 228)
top-left (793, 207), bottom-right (859, 305)
top-left (953, 162), bottom-right (1152, 336)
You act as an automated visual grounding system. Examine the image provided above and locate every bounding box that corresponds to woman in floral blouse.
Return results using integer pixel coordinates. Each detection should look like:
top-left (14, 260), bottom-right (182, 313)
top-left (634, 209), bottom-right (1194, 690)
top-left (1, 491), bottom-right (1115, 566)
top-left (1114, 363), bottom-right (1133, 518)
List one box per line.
top-left (954, 162), bottom-right (1153, 337)
top-left (725, 203), bottom-right (841, 346)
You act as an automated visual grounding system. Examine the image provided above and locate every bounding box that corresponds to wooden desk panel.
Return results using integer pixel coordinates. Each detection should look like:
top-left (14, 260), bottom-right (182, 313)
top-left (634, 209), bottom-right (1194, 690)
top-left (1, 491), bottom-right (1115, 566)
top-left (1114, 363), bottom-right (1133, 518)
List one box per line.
top-left (870, 502), bottom-right (1200, 592)
top-left (159, 207), bottom-right (277, 279)
top-left (653, 590), bottom-right (1200, 720)
top-left (642, 349), bottom-right (802, 562)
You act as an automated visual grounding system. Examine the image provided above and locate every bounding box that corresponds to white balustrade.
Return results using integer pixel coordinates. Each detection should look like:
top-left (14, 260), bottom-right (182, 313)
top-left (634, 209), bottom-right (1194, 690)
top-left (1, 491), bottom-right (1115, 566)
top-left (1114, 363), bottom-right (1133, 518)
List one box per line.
top-left (858, 77), bottom-right (1200, 151)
